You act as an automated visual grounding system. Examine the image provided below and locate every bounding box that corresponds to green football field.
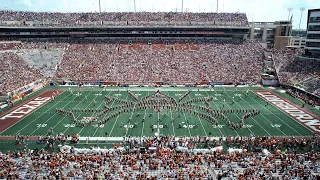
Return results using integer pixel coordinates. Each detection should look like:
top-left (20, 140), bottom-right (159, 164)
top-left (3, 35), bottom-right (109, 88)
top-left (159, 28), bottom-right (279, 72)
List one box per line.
top-left (0, 86), bottom-right (316, 138)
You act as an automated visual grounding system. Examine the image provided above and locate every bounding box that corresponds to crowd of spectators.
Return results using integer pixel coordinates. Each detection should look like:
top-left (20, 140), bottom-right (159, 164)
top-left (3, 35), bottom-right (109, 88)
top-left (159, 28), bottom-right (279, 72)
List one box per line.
top-left (0, 135), bottom-right (319, 179)
top-left (56, 39), bottom-right (263, 84)
top-left (299, 78), bottom-right (320, 97)
top-left (272, 49), bottom-right (320, 95)
top-left (0, 11), bottom-right (249, 27)
top-left (0, 40), bottom-right (69, 93)
top-left (0, 51), bottom-right (43, 93)
top-left (0, 38), bottom-right (264, 93)
top-left (285, 88), bottom-right (320, 106)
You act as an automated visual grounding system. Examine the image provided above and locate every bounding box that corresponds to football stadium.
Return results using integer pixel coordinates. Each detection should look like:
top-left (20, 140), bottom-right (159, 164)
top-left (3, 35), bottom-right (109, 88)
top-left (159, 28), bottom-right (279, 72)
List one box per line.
top-left (0, 3), bottom-right (320, 179)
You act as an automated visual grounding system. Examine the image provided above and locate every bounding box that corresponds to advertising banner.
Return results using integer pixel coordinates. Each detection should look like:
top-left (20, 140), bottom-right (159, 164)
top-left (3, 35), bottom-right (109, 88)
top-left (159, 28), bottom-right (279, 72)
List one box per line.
top-left (209, 82), bottom-right (225, 85)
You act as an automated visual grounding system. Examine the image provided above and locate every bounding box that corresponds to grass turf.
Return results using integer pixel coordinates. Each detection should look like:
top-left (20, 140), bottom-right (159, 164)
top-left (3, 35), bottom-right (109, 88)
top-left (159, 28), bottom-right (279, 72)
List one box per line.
top-left (0, 86), bottom-right (315, 138)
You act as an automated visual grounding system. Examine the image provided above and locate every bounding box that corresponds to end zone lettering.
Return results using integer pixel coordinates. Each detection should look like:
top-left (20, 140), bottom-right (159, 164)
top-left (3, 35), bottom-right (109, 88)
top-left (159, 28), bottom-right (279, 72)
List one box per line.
top-left (256, 91), bottom-right (320, 133)
top-left (0, 97), bottom-right (51, 120)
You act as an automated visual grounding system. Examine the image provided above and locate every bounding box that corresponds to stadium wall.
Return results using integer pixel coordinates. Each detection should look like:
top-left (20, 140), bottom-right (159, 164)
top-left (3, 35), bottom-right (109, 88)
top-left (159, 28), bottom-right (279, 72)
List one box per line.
top-left (261, 79), bottom-right (279, 86)
top-left (0, 26), bottom-right (249, 40)
top-left (9, 80), bottom-right (47, 101)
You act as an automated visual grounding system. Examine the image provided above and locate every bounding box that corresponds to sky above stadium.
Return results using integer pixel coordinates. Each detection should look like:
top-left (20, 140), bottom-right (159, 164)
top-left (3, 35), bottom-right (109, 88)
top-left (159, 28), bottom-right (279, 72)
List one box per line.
top-left (1, 0), bottom-right (319, 29)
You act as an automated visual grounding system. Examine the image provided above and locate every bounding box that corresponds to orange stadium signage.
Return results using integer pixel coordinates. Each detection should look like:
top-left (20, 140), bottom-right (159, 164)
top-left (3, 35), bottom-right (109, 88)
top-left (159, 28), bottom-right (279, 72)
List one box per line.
top-left (254, 91), bottom-right (320, 134)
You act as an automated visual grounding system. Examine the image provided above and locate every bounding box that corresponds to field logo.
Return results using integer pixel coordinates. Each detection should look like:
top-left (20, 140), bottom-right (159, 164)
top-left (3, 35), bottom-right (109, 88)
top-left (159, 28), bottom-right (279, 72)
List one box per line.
top-left (255, 91), bottom-right (320, 133)
top-left (0, 97), bottom-right (51, 120)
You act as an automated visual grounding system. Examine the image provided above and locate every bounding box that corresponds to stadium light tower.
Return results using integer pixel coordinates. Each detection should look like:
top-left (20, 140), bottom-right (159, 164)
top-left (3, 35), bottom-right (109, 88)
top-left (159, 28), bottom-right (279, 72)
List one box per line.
top-left (181, 0), bottom-right (184, 13)
top-left (216, 0), bottom-right (219, 13)
top-left (298, 7), bottom-right (305, 37)
top-left (134, 0), bottom-right (136, 12)
top-left (287, 8), bottom-right (292, 21)
top-left (98, 0), bottom-right (101, 13)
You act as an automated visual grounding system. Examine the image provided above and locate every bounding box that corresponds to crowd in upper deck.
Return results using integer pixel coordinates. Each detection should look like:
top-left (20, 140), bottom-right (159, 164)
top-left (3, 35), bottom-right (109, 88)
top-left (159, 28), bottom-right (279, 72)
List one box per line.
top-left (0, 39), bottom-right (264, 93)
top-left (56, 39), bottom-right (263, 84)
top-left (0, 11), bottom-right (249, 27)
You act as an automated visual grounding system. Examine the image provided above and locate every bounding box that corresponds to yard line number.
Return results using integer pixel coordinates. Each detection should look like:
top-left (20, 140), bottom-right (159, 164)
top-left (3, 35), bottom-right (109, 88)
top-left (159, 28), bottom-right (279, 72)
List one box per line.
top-left (36, 124), bottom-right (47, 128)
top-left (63, 124), bottom-right (75, 128)
top-left (270, 124), bottom-right (281, 128)
top-left (124, 125), bottom-right (134, 129)
top-left (183, 125), bottom-right (196, 128)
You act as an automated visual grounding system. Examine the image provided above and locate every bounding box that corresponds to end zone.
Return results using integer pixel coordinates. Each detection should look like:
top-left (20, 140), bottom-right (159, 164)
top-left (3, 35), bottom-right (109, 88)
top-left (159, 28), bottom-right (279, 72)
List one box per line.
top-left (0, 90), bottom-right (63, 134)
top-left (253, 90), bottom-right (320, 135)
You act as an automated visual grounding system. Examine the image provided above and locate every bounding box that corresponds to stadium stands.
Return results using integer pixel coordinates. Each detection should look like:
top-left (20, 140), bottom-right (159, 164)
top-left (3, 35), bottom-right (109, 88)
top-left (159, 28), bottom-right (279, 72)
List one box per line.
top-left (273, 49), bottom-right (320, 94)
top-left (1, 10), bottom-right (320, 180)
top-left (56, 39), bottom-right (263, 83)
top-left (299, 78), bottom-right (320, 96)
top-left (0, 52), bottom-right (43, 93)
top-left (17, 49), bottom-right (64, 77)
top-left (0, 11), bottom-right (249, 27)
top-left (0, 39), bottom-right (263, 93)
top-left (1, 135), bottom-right (319, 179)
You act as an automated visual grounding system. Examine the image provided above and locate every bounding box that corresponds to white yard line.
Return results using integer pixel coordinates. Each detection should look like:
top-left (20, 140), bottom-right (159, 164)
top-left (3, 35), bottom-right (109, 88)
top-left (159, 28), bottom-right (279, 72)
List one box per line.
top-left (204, 90), bottom-right (233, 137)
top-left (187, 92), bottom-right (208, 136)
top-left (124, 90), bottom-right (140, 137)
top-left (222, 87), bottom-right (256, 136)
top-left (162, 91), bottom-right (176, 137)
top-left (0, 91), bottom-right (59, 135)
top-left (223, 88), bottom-right (272, 135)
top-left (90, 91), bottom-right (114, 137)
top-left (28, 92), bottom-right (83, 136)
top-left (52, 92), bottom-right (106, 129)
top-left (75, 90), bottom-right (106, 135)
top-left (140, 91), bottom-right (149, 137)
top-left (249, 92), bottom-right (303, 136)
top-left (180, 90), bottom-right (192, 137)
top-left (157, 111), bottom-right (161, 135)
top-left (100, 91), bottom-right (129, 137)
top-left (14, 91), bottom-right (68, 136)
top-left (163, 89), bottom-right (176, 136)
top-left (236, 92), bottom-right (273, 136)
top-left (170, 110), bottom-right (176, 137)
top-left (60, 91), bottom-right (95, 134)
